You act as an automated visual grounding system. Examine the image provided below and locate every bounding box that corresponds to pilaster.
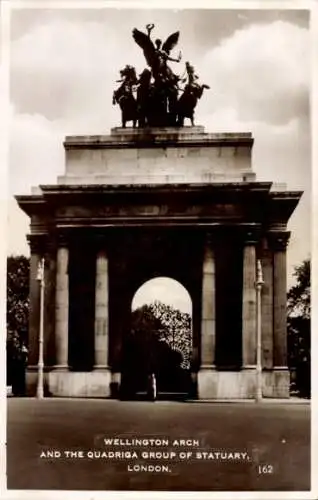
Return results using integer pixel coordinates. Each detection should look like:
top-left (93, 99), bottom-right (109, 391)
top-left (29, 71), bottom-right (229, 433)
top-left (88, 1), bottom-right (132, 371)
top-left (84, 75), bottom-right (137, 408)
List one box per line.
top-left (268, 231), bottom-right (290, 368)
top-left (261, 237), bottom-right (274, 368)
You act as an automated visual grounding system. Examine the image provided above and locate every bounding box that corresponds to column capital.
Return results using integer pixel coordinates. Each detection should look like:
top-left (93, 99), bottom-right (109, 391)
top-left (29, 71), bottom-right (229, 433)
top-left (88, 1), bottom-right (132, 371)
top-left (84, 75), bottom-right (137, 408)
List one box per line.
top-left (57, 231), bottom-right (69, 248)
top-left (241, 227), bottom-right (261, 245)
top-left (267, 231), bottom-right (291, 251)
top-left (27, 234), bottom-right (47, 254)
top-left (45, 237), bottom-right (57, 255)
top-left (202, 231), bottom-right (215, 249)
top-left (93, 233), bottom-right (109, 252)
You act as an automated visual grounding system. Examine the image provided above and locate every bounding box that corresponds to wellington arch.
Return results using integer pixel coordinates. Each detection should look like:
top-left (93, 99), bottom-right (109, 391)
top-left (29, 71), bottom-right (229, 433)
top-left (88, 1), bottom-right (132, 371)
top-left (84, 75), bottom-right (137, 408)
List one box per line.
top-left (16, 124), bottom-right (302, 400)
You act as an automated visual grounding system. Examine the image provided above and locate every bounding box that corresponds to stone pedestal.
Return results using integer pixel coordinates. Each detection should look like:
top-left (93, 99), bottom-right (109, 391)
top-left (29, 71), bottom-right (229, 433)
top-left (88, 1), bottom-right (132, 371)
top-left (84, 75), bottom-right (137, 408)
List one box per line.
top-left (198, 370), bottom-right (257, 399)
top-left (60, 128), bottom-right (255, 186)
top-left (262, 368), bottom-right (290, 398)
top-left (48, 371), bottom-right (112, 398)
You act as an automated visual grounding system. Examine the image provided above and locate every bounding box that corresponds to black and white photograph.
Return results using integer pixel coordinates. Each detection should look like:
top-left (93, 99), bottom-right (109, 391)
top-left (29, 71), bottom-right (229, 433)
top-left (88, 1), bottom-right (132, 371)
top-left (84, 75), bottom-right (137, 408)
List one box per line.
top-left (4, 1), bottom-right (313, 496)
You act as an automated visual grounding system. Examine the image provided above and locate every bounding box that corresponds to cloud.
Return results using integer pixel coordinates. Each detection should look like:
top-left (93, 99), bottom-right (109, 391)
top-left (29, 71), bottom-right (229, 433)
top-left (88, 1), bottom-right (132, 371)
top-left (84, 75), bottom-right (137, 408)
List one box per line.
top-left (9, 109), bottom-right (64, 195)
top-left (11, 19), bottom-right (122, 121)
top-left (200, 21), bottom-right (309, 125)
top-left (7, 199), bottom-right (29, 256)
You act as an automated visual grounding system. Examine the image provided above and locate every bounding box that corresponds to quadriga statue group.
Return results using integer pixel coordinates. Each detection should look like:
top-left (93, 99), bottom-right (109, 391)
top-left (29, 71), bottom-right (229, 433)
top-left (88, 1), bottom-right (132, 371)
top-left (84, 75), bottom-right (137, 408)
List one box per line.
top-left (112, 24), bottom-right (210, 128)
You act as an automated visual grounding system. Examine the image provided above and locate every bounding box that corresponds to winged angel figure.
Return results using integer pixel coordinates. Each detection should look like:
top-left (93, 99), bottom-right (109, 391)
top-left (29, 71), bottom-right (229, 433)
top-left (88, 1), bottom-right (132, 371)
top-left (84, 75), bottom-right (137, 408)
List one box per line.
top-left (132, 24), bottom-right (181, 86)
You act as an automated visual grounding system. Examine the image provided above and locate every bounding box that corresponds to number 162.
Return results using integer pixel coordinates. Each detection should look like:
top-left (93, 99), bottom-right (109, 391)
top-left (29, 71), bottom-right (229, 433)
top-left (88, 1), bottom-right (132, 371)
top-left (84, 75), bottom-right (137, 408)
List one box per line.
top-left (258, 465), bottom-right (273, 474)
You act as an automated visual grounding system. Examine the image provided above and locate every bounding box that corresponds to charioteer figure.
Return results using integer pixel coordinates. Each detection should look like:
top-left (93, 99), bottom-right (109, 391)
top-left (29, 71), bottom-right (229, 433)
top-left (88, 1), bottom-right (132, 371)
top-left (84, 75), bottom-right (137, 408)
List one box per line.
top-left (177, 61), bottom-right (210, 126)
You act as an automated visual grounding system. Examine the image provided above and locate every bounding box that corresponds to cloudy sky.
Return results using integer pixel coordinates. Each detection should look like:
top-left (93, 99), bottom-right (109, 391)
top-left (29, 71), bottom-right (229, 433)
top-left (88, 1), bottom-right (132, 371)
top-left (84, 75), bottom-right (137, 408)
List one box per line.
top-left (7, 6), bottom-right (310, 310)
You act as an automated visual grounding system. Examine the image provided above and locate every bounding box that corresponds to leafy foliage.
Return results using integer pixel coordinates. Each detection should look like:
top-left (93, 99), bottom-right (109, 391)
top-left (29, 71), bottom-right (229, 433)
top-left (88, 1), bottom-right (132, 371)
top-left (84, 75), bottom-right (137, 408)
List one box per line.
top-left (7, 255), bottom-right (30, 347)
top-left (7, 255), bottom-right (30, 386)
top-left (287, 259), bottom-right (310, 398)
top-left (132, 300), bottom-right (192, 369)
top-left (121, 301), bottom-right (192, 396)
top-left (287, 259), bottom-right (310, 319)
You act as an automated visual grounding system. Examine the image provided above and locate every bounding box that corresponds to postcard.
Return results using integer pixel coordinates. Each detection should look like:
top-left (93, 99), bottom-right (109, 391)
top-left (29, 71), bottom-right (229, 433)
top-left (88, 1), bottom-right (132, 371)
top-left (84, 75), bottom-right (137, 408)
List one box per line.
top-left (3, 1), bottom-right (315, 499)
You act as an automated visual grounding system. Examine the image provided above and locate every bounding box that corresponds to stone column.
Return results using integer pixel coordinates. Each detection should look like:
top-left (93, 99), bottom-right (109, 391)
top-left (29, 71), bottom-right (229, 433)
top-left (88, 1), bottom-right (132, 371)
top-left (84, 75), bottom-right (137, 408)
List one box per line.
top-left (201, 235), bottom-right (216, 367)
top-left (269, 232), bottom-right (290, 368)
top-left (261, 239), bottom-right (274, 369)
top-left (94, 249), bottom-right (109, 369)
top-left (197, 233), bottom-right (216, 399)
top-left (55, 239), bottom-right (69, 369)
top-left (242, 232), bottom-right (257, 367)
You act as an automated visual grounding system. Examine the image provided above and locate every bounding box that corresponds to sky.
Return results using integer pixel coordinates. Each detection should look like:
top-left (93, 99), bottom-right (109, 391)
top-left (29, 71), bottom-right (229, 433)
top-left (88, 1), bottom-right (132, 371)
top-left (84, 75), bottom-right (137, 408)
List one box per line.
top-left (132, 277), bottom-right (192, 314)
top-left (7, 6), bottom-right (311, 308)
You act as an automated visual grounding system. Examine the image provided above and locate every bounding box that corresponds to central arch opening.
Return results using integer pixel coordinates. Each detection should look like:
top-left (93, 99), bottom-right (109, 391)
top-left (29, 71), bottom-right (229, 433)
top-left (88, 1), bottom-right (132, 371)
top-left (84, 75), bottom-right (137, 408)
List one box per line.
top-left (121, 277), bottom-right (193, 400)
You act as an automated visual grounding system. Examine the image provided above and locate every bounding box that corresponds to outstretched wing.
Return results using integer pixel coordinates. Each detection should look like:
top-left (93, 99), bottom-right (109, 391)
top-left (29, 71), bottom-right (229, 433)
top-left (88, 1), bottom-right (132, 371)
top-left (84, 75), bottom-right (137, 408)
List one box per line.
top-left (132, 28), bottom-right (155, 67)
top-left (162, 31), bottom-right (179, 54)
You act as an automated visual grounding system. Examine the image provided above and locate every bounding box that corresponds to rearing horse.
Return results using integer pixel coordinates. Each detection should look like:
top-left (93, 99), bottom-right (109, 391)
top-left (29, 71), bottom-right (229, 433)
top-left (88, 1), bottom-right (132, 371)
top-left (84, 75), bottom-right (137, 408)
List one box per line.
top-left (177, 83), bottom-right (210, 126)
top-left (112, 83), bottom-right (138, 128)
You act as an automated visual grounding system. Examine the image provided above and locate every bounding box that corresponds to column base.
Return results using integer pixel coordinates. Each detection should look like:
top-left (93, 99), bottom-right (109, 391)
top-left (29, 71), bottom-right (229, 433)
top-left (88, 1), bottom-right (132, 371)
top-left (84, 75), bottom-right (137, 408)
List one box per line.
top-left (25, 368), bottom-right (51, 397)
top-left (52, 365), bottom-right (69, 371)
top-left (25, 369), bottom-right (38, 396)
top-left (198, 368), bottom-right (256, 399)
top-left (197, 367), bottom-right (291, 399)
top-left (263, 367), bottom-right (290, 398)
top-left (111, 372), bottom-right (122, 399)
top-left (47, 369), bottom-right (112, 397)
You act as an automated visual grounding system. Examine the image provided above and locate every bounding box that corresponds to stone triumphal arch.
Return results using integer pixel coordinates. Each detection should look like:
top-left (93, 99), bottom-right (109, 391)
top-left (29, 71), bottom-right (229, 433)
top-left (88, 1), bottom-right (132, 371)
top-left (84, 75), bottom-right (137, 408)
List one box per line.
top-left (17, 126), bottom-right (302, 399)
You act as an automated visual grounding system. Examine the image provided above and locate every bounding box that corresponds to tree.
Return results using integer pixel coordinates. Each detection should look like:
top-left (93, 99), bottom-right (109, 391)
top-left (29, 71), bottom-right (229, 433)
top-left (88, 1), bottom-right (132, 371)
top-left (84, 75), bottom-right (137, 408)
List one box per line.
top-left (122, 301), bottom-right (192, 397)
top-left (140, 300), bottom-right (192, 369)
top-left (7, 255), bottom-right (30, 387)
top-left (287, 258), bottom-right (310, 398)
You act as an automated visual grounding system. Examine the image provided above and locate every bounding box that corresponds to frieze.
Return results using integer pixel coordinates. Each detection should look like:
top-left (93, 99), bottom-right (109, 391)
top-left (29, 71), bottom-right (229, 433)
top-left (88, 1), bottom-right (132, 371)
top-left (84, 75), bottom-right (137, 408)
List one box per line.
top-left (55, 203), bottom-right (245, 222)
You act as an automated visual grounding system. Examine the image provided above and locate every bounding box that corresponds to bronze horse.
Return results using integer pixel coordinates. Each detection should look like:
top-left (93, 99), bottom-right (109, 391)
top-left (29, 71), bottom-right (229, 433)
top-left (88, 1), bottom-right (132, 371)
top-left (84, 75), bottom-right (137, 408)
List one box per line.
top-left (177, 84), bottom-right (210, 126)
top-left (112, 83), bottom-right (137, 128)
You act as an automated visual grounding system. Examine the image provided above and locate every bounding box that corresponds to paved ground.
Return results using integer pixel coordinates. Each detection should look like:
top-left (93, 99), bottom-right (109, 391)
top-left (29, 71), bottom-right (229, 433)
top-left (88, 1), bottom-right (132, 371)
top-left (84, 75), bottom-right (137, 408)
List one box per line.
top-left (7, 398), bottom-right (310, 492)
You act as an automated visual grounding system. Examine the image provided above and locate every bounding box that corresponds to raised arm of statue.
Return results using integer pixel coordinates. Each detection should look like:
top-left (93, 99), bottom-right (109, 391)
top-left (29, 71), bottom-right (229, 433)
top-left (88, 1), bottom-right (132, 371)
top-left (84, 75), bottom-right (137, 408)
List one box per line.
top-left (166, 50), bottom-right (182, 63)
